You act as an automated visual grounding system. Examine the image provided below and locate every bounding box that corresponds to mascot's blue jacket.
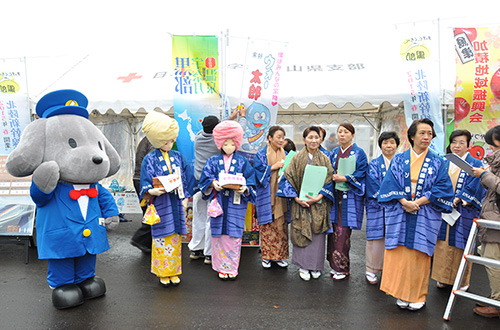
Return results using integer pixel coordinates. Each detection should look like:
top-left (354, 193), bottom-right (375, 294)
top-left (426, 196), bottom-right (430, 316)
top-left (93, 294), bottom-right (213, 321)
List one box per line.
top-left (31, 181), bottom-right (118, 259)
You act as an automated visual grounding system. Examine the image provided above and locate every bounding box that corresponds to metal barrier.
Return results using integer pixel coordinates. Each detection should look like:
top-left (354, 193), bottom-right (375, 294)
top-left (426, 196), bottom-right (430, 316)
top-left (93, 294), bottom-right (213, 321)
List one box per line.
top-left (443, 218), bottom-right (500, 320)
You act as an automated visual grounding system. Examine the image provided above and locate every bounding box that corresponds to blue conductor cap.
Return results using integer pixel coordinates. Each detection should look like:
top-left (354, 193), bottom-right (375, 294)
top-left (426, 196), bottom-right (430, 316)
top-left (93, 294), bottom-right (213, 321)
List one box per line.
top-left (36, 89), bottom-right (89, 119)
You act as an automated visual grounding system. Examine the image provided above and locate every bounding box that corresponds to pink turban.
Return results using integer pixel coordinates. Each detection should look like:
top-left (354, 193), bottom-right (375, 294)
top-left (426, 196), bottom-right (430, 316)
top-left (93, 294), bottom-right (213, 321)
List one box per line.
top-left (212, 120), bottom-right (244, 150)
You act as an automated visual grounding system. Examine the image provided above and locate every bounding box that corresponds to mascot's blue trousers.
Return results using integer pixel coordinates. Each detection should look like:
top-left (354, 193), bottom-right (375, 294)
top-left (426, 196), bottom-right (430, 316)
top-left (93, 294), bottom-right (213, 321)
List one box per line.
top-left (47, 253), bottom-right (96, 288)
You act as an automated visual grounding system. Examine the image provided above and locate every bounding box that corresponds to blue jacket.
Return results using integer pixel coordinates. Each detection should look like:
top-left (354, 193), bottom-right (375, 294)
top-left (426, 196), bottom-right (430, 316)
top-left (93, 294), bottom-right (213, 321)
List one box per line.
top-left (31, 181), bottom-right (118, 259)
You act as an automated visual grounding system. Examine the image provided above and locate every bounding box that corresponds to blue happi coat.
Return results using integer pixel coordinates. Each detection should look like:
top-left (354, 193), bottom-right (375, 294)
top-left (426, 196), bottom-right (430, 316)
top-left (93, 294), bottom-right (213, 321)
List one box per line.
top-left (322, 143), bottom-right (367, 230)
top-left (378, 148), bottom-right (454, 256)
top-left (254, 145), bottom-right (290, 225)
top-left (365, 154), bottom-right (391, 240)
top-left (319, 145), bottom-right (330, 158)
top-left (437, 153), bottom-right (485, 249)
top-left (199, 153), bottom-right (256, 238)
top-left (140, 149), bottom-right (197, 239)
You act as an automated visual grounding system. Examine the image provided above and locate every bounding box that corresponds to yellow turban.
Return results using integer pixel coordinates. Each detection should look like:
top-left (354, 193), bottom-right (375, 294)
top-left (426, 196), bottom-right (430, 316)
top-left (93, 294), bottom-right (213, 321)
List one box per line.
top-left (141, 111), bottom-right (179, 148)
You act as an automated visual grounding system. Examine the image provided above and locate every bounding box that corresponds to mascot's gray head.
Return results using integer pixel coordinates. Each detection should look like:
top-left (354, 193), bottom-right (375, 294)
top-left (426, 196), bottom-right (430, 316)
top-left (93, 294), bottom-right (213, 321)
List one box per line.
top-left (6, 89), bottom-right (120, 183)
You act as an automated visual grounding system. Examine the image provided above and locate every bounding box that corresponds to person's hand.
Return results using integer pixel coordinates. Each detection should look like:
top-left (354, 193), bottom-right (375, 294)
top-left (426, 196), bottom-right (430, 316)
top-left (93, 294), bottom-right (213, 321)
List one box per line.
top-left (400, 199), bottom-right (419, 213)
top-left (239, 105), bottom-right (247, 117)
top-left (148, 188), bottom-right (166, 196)
top-left (212, 180), bottom-right (223, 192)
top-left (305, 193), bottom-right (323, 205)
top-left (237, 185), bottom-right (248, 194)
top-left (332, 174), bottom-right (347, 182)
top-left (472, 167), bottom-right (485, 177)
top-left (295, 196), bottom-right (310, 208)
top-left (271, 160), bottom-right (285, 171)
top-left (453, 197), bottom-right (461, 207)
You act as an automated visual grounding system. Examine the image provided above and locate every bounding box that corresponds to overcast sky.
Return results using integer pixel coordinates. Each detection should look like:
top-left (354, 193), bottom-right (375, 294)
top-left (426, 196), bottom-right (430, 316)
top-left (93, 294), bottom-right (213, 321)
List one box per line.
top-left (3, 0), bottom-right (500, 59)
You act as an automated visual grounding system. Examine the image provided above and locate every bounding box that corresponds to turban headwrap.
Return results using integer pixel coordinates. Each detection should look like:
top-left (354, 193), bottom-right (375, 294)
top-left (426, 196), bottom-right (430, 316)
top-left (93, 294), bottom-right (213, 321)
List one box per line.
top-left (212, 120), bottom-right (244, 150)
top-left (142, 111), bottom-right (179, 148)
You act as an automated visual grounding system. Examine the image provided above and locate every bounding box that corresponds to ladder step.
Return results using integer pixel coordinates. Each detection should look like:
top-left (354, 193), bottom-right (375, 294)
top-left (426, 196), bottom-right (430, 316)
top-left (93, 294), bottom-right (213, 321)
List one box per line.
top-left (454, 291), bottom-right (500, 309)
top-left (465, 255), bottom-right (500, 269)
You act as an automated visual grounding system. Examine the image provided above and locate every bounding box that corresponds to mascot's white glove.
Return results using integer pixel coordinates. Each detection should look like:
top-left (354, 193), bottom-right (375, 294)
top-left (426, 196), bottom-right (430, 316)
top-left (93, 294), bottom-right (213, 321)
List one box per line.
top-left (33, 161), bottom-right (60, 193)
top-left (104, 215), bottom-right (119, 230)
top-left (237, 185), bottom-right (248, 194)
top-left (148, 188), bottom-right (166, 196)
top-left (212, 180), bottom-right (223, 192)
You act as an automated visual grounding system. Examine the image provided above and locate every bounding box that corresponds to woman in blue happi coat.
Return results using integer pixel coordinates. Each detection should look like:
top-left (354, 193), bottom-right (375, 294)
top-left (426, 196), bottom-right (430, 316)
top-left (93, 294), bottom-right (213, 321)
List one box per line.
top-left (199, 120), bottom-right (256, 280)
top-left (323, 123), bottom-right (368, 281)
top-left (139, 111), bottom-right (197, 288)
top-left (364, 131), bottom-right (400, 285)
top-left (431, 129), bottom-right (485, 291)
top-left (254, 126), bottom-right (290, 269)
top-left (378, 118), bottom-right (454, 311)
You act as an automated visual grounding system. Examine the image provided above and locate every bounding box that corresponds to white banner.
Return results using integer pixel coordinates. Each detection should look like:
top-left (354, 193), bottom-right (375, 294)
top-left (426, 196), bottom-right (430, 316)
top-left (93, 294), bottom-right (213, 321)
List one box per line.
top-left (0, 58), bottom-right (30, 155)
top-left (235, 39), bottom-right (286, 159)
top-left (397, 22), bottom-right (444, 154)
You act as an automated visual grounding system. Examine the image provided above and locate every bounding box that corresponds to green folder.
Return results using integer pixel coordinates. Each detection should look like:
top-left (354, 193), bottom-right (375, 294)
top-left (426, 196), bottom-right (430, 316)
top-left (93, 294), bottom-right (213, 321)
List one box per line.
top-left (336, 155), bottom-right (356, 191)
top-left (299, 164), bottom-right (327, 201)
top-left (278, 150), bottom-right (297, 177)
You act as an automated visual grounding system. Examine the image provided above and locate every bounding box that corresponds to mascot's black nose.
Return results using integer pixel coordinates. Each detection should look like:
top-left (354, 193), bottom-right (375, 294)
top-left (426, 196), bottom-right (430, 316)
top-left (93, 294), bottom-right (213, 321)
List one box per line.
top-left (92, 156), bottom-right (103, 164)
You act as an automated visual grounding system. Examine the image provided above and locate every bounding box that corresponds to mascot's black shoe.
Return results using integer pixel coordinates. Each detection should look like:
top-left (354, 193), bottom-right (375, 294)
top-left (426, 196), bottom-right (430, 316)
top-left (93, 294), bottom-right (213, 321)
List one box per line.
top-left (77, 276), bottom-right (107, 300)
top-left (52, 284), bottom-right (84, 309)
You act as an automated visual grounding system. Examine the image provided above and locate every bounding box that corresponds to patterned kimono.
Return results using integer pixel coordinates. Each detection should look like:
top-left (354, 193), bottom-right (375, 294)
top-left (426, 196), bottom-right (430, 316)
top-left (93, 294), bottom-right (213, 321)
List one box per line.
top-left (199, 153), bottom-right (256, 276)
top-left (322, 143), bottom-right (367, 274)
top-left (140, 149), bottom-right (197, 278)
top-left (365, 154), bottom-right (391, 274)
top-left (378, 148), bottom-right (454, 303)
top-left (254, 145), bottom-right (290, 261)
top-left (432, 152), bottom-right (485, 286)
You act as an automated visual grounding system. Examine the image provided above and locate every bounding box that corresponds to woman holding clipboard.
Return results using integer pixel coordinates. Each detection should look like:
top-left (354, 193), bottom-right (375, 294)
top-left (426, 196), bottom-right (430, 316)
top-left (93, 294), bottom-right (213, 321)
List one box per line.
top-left (323, 123), bottom-right (368, 281)
top-left (431, 129), bottom-right (484, 292)
top-left (277, 126), bottom-right (334, 281)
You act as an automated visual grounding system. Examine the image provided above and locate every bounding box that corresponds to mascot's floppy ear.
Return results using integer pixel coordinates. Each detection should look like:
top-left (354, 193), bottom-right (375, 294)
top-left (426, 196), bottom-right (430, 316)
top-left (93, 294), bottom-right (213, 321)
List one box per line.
top-left (6, 119), bottom-right (47, 177)
top-left (104, 137), bottom-right (121, 177)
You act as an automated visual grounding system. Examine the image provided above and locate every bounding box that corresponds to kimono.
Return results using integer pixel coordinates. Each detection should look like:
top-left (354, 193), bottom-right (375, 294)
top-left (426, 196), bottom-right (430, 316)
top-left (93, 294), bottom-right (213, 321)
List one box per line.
top-left (140, 149), bottom-right (197, 278)
top-left (276, 148), bottom-right (333, 271)
top-left (254, 145), bottom-right (290, 261)
top-left (378, 148), bottom-right (454, 256)
top-left (432, 152), bottom-right (485, 287)
top-left (437, 153), bottom-right (484, 249)
top-left (199, 153), bottom-right (256, 275)
top-left (319, 145), bottom-right (330, 157)
top-left (365, 154), bottom-right (390, 240)
top-left (364, 154), bottom-right (391, 274)
top-left (378, 148), bottom-right (454, 303)
top-left (323, 143), bottom-right (367, 230)
top-left (322, 143), bottom-right (367, 275)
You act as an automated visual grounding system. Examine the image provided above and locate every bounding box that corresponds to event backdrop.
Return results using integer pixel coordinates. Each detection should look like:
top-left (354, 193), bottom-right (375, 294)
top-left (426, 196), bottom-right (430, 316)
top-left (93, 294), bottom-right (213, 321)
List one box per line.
top-left (172, 35), bottom-right (220, 169)
top-left (454, 26), bottom-right (500, 162)
top-left (398, 21), bottom-right (444, 154)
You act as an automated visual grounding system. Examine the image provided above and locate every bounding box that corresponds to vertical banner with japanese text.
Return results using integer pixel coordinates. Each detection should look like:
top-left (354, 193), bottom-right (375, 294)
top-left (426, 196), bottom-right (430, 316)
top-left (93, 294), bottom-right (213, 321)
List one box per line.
top-left (236, 39), bottom-right (286, 162)
top-left (0, 58), bottom-right (35, 236)
top-left (172, 35), bottom-right (220, 169)
top-left (1, 59), bottom-right (30, 155)
top-left (454, 27), bottom-right (500, 162)
top-left (398, 22), bottom-right (444, 154)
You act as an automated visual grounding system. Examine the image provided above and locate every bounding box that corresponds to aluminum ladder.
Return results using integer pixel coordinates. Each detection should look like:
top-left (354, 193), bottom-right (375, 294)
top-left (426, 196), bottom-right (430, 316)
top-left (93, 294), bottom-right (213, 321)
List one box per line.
top-left (443, 218), bottom-right (500, 320)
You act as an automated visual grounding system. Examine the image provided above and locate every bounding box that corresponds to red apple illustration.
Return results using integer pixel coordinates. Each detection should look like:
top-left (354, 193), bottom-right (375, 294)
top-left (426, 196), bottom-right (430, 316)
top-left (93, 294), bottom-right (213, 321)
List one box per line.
top-left (454, 28), bottom-right (477, 42)
top-left (470, 143), bottom-right (485, 160)
top-left (491, 68), bottom-right (500, 99)
top-left (455, 97), bottom-right (470, 122)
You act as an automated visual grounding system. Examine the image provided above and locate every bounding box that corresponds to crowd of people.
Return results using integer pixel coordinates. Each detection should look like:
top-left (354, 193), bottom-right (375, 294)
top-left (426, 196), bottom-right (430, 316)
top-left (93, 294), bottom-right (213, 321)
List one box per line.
top-left (130, 110), bottom-right (500, 318)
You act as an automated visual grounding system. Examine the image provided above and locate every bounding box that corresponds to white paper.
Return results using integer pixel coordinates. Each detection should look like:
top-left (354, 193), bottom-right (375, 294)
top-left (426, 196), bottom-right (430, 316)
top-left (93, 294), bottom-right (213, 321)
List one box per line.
top-left (156, 173), bottom-right (181, 192)
top-left (442, 208), bottom-right (461, 227)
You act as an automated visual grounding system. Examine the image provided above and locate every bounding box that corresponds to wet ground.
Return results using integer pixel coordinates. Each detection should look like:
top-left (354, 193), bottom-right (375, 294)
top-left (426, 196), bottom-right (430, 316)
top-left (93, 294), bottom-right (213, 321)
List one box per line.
top-left (1, 214), bottom-right (498, 329)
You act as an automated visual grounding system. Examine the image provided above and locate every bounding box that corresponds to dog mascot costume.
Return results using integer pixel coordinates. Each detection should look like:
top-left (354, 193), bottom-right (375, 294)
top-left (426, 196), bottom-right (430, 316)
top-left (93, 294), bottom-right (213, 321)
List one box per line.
top-left (6, 89), bottom-right (121, 309)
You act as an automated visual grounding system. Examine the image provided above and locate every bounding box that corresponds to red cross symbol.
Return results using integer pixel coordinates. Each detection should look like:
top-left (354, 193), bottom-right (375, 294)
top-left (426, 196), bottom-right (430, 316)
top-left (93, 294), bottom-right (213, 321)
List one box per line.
top-left (117, 72), bottom-right (143, 83)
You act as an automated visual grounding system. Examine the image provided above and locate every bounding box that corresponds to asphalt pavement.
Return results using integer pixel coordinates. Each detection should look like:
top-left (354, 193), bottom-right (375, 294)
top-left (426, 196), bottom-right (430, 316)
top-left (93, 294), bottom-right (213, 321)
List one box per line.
top-left (1, 214), bottom-right (498, 330)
